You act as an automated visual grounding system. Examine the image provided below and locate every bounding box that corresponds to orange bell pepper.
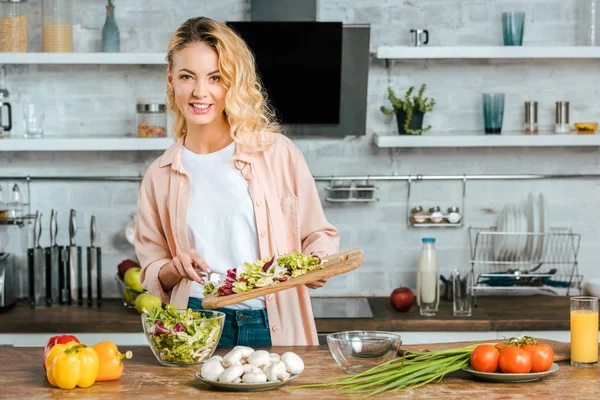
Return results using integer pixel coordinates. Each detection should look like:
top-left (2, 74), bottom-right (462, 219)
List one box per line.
top-left (91, 341), bottom-right (133, 381)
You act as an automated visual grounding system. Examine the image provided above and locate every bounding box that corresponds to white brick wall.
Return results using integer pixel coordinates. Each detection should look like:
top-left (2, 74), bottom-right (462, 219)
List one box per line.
top-left (0, 0), bottom-right (598, 299)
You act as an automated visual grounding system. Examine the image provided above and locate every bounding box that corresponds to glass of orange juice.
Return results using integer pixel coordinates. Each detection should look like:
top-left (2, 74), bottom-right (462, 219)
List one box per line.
top-left (570, 296), bottom-right (599, 367)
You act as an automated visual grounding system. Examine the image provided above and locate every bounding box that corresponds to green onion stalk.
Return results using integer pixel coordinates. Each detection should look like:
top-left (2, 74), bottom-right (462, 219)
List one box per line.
top-left (295, 344), bottom-right (482, 399)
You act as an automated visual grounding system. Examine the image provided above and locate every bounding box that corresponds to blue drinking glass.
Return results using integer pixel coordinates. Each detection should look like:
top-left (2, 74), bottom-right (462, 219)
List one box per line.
top-left (482, 94), bottom-right (505, 134)
top-left (502, 12), bottom-right (525, 46)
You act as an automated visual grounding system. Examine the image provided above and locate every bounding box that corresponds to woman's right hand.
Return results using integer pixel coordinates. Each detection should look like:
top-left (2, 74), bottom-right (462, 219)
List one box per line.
top-left (161, 249), bottom-right (212, 285)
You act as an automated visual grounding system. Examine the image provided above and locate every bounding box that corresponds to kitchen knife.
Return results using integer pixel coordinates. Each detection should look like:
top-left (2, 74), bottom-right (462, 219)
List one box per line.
top-left (67, 209), bottom-right (81, 306)
top-left (87, 216), bottom-right (95, 307)
top-left (27, 211), bottom-right (40, 309)
top-left (44, 210), bottom-right (56, 307)
top-left (87, 216), bottom-right (103, 307)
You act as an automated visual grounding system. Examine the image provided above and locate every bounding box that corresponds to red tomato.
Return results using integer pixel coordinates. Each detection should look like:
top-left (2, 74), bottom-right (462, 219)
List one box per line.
top-left (470, 345), bottom-right (500, 372)
top-left (499, 346), bottom-right (532, 374)
top-left (521, 343), bottom-right (554, 372)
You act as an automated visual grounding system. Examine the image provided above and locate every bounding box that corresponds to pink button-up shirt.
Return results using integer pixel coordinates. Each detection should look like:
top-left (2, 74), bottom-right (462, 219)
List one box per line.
top-left (135, 134), bottom-right (339, 345)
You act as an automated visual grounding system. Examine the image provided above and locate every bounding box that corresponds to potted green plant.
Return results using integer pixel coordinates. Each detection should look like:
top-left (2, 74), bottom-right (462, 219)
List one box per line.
top-left (380, 84), bottom-right (436, 135)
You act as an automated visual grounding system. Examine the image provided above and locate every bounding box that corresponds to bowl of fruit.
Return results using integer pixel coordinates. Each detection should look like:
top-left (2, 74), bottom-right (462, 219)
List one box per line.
top-left (116, 259), bottom-right (148, 311)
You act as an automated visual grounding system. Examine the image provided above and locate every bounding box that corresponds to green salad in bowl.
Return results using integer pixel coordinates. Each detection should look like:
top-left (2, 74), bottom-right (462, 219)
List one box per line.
top-left (141, 305), bottom-right (225, 367)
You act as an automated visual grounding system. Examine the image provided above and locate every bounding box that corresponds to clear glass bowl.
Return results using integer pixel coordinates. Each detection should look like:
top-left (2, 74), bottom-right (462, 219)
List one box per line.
top-left (141, 309), bottom-right (225, 367)
top-left (114, 273), bottom-right (145, 310)
top-left (326, 331), bottom-right (402, 374)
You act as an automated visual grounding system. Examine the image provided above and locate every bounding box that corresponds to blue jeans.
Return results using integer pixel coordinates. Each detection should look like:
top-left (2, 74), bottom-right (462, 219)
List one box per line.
top-left (187, 297), bottom-right (272, 348)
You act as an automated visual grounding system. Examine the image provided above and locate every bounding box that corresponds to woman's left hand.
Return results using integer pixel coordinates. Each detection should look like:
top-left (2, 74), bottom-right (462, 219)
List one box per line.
top-left (306, 251), bottom-right (328, 289)
top-left (306, 278), bottom-right (328, 289)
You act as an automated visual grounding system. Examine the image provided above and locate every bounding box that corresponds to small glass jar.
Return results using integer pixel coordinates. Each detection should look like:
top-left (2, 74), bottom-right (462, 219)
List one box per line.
top-left (355, 179), bottom-right (375, 200)
top-left (410, 206), bottom-right (429, 224)
top-left (447, 206), bottom-right (462, 224)
top-left (7, 183), bottom-right (22, 218)
top-left (137, 103), bottom-right (167, 138)
top-left (428, 206), bottom-right (444, 224)
top-left (42, 0), bottom-right (72, 52)
top-left (0, 0), bottom-right (28, 52)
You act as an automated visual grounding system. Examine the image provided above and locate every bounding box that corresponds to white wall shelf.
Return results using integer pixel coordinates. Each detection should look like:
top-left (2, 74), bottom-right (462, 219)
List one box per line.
top-left (376, 46), bottom-right (600, 60)
top-left (374, 133), bottom-right (600, 148)
top-left (0, 136), bottom-right (174, 151)
top-left (0, 53), bottom-right (167, 64)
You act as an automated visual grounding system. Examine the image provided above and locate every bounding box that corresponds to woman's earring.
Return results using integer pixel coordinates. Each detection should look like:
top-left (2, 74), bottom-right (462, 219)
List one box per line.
top-left (170, 89), bottom-right (175, 96)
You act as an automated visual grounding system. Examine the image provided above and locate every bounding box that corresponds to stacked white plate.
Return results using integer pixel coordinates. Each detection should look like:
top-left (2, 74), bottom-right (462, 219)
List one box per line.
top-left (493, 193), bottom-right (547, 261)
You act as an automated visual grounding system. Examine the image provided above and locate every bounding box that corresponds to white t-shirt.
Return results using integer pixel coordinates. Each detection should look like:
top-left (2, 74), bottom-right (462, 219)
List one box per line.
top-left (181, 141), bottom-right (265, 310)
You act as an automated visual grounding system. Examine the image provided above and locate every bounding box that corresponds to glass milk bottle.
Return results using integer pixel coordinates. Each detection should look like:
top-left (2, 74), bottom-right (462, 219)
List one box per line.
top-left (417, 238), bottom-right (439, 316)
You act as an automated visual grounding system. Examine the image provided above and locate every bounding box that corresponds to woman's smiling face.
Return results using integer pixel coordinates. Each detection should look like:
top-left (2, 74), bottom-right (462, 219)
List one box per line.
top-left (168, 41), bottom-right (227, 128)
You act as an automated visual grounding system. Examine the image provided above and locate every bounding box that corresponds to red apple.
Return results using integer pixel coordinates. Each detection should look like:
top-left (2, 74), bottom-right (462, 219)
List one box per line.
top-left (118, 259), bottom-right (141, 280)
top-left (390, 287), bottom-right (414, 312)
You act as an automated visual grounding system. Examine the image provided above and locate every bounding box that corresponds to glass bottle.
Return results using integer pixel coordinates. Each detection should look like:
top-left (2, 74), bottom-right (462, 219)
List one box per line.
top-left (0, 184), bottom-right (7, 219)
top-left (417, 238), bottom-right (439, 316)
top-left (102, 0), bottom-right (120, 52)
top-left (0, 0), bottom-right (28, 52)
top-left (7, 183), bottom-right (23, 218)
top-left (42, 0), bottom-right (73, 52)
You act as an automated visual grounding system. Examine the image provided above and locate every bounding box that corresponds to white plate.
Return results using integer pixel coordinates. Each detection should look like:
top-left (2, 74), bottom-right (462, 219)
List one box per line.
top-left (463, 363), bottom-right (559, 383)
top-left (195, 372), bottom-right (299, 392)
top-left (493, 207), bottom-right (507, 260)
top-left (514, 204), bottom-right (528, 259)
top-left (505, 205), bottom-right (516, 260)
top-left (537, 193), bottom-right (546, 259)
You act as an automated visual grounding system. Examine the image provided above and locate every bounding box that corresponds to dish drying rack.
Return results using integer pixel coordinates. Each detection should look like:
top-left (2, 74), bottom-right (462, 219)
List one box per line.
top-left (469, 227), bottom-right (583, 305)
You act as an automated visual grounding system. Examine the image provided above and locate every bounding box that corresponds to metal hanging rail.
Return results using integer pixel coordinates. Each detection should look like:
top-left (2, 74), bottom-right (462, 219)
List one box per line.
top-left (2, 173), bottom-right (600, 182)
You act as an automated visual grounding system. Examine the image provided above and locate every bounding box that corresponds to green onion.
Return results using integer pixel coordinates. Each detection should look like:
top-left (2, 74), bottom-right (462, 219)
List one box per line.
top-left (295, 344), bottom-right (482, 399)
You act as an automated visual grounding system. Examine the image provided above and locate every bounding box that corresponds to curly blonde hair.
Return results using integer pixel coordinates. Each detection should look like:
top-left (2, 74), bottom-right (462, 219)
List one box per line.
top-left (166, 17), bottom-right (280, 152)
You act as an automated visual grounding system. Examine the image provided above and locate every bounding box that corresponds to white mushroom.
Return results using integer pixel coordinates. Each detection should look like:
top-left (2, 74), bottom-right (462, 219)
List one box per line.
top-left (200, 358), bottom-right (224, 381)
top-left (282, 352), bottom-right (304, 375)
top-left (208, 355), bottom-right (223, 362)
top-left (242, 371), bottom-right (267, 383)
top-left (242, 364), bottom-right (263, 374)
top-left (233, 377), bottom-right (242, 384)
top-left (264, 361), bottom-right (290, 382)
top-left (247, 350), bottom-right (271, 367)
top-left (222, 348), bottom-right (244, 367)
top-left (232, 345), bottom-right (255, 359)
top-left (269, 353), bottom-right (281, 362)
top-left (217, 364), bottom-right (244, 383)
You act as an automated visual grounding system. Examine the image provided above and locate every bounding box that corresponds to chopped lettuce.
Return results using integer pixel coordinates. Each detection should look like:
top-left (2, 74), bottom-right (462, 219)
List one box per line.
top-left (208, 252), bottom-right (324, 296)
top-left (144, 304), bottom-right (222, 363)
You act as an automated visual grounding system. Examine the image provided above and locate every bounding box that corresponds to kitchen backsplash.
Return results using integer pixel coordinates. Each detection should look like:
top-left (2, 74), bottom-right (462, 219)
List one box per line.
top-left (1, 0), bottom-right (600, 299)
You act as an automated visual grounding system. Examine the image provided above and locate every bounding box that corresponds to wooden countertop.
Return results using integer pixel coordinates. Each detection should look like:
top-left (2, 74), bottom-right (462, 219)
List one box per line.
top-left (2, 345), bottom-right (599, 399)
top-left (0, 295), bottom-right (571, 334)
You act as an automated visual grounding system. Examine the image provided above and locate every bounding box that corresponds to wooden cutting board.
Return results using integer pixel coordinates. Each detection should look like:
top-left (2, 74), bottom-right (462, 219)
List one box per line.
top-left (403, 339), bottom-right (572, 362)
top-left (201, 248), bottom-right (364, 310)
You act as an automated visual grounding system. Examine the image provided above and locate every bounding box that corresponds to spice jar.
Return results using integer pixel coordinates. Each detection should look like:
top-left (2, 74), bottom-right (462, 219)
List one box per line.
top-left (0, 0), bottom-right (28, 52)
top-left (447, 206), bottom-right (462, 224)
top-left (137, 103), bottom-right (167, 138)
top-left (329, 180), bottom-right (352, 199)
top-left (410, 206), bottom-right (429, 224)
top-left (428, 207), bottom-right (444, 224)
top-left (355, 180), bottom-right (375, 200)
top-left (524, 101), bottom-right (538, 134)
top-left (555, 101), bottom-right (570, 134)
top-left (42, 0), bottom-right (73, 52)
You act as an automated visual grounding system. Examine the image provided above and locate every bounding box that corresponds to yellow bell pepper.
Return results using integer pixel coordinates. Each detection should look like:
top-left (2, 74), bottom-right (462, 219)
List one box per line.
top-left (92, 341), bottom-right (133, 381)
top-left (46, 342), bottom-right (99, 390)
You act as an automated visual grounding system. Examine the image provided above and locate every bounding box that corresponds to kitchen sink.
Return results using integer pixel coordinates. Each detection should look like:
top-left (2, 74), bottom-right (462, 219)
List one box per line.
top-left (310, 297), bottom-right (374, 319)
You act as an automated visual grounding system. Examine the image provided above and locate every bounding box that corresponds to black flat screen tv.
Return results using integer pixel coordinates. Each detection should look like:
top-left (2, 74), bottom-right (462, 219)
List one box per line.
top-left (226, 21), bottom-right (343, 124)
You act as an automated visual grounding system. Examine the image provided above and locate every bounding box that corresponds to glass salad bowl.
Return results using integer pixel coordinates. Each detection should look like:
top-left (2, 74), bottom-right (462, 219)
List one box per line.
top-left (327, 331), bottom-right (402, 374)
top-left (142, 306), bottom-right (225, 367)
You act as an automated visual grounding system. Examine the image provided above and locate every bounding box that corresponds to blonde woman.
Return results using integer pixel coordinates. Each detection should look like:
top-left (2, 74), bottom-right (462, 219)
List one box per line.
top-left (135, 17), bottom-right (339, 347)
